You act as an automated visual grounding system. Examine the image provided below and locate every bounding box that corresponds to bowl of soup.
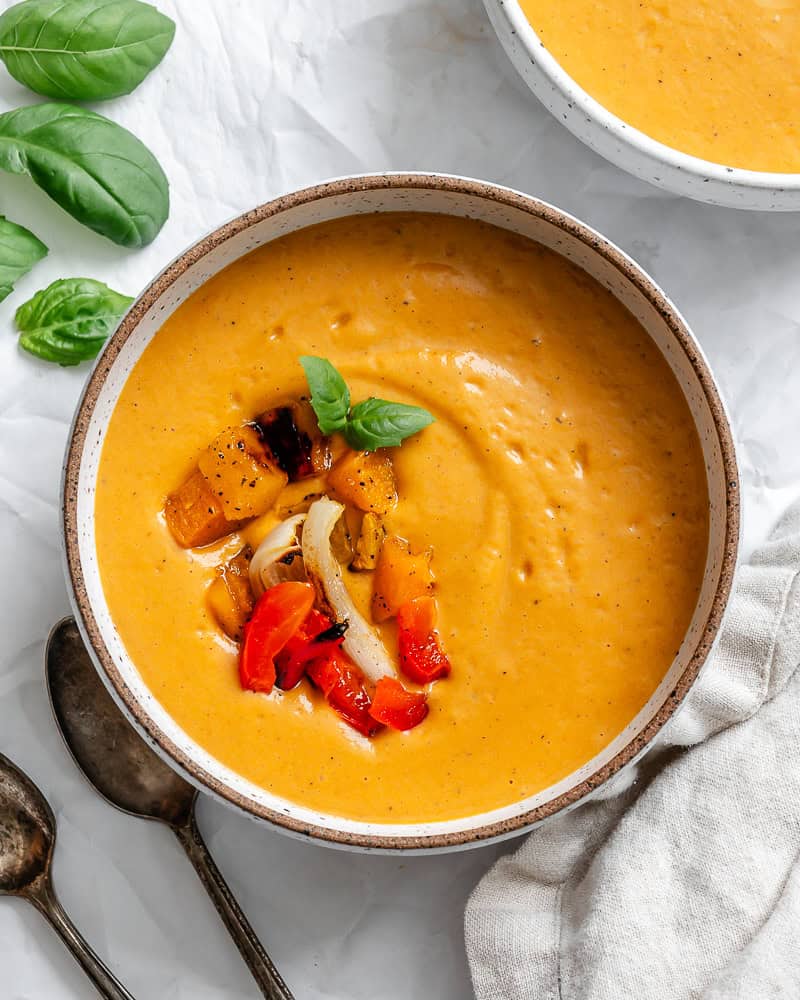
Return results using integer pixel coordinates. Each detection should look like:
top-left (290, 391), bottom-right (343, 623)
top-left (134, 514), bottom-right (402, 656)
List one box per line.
top-left (63, 174), bottom-right (739, 851)
top-left (484, 0), bottom-right (800, 210)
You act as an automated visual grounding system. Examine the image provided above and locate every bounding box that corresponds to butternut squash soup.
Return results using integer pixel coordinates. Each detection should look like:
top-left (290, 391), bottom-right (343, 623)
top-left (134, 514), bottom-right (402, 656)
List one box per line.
top-left (95, 213), bottom-right (709, 824)
top-left (519, 0), bottom-right (800, 172)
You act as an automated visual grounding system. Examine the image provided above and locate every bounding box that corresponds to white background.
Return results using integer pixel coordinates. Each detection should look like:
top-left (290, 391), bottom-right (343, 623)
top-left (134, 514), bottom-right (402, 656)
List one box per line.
top-left (1, 1), bottom-right (798, 997)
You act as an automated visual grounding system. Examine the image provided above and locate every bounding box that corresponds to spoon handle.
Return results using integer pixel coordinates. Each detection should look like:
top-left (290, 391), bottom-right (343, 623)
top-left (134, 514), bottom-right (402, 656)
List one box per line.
top-left (173, 808), bottom-right (294, 1000)
top-left (29, 878), bottom-right (135, 1000)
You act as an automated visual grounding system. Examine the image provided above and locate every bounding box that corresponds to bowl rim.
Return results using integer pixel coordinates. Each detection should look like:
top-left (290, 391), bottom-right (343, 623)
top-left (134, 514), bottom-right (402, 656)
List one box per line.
top-left (490, 0), bottom-right (800, 190)
top-left (62, 172), bottom-right (740, 851)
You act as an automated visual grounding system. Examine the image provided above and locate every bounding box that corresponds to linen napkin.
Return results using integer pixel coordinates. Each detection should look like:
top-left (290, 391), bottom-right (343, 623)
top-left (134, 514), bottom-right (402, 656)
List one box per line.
top-left (465, 499), bottom-right (800, 1000)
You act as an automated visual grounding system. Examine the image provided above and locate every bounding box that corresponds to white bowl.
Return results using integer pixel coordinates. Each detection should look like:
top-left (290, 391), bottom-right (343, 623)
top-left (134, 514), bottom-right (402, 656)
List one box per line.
top-left (484, 0), bottom-right (800, 211)
top-left (63, 174), bottom-right (740, 852)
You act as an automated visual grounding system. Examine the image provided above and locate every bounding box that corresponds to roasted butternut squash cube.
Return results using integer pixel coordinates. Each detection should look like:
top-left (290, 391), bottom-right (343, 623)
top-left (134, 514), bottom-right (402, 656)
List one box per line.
top-left (351, 513), bottom-right (386, 571)
top-left (198, 425), bottom-right (288, 520)
top-left (257, 399), bottom-right (332, 480)
top-left (207, 547), bottom-right (255, 641)
top-left (327, 449), bottom-right (397, 515)
top-left (165, 469), bottom-right (239, 548)
top-left (330, 511), bottom-right (355, 564)
top-left (371, 535), bottom-right (434, 622)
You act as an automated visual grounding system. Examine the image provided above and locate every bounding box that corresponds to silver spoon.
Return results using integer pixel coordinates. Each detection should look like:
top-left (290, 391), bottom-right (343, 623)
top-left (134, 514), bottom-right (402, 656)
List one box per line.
top-left (46, 617), bottom-right (294, 1000)
top-left (0, 751), bottom-right (135, 999)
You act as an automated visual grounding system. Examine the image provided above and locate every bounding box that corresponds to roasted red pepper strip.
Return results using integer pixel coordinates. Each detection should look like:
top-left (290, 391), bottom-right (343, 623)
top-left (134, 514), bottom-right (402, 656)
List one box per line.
top-left (369, 676), bottom-right (428, 731)
top-left (307, 649), bottom-right (382, 737)
top-left (239, 582), bottom-right (315, 693)
top-left (397, 596), bottom-right (452, 684)
top-left (275, 609), bottom-right (345, 691)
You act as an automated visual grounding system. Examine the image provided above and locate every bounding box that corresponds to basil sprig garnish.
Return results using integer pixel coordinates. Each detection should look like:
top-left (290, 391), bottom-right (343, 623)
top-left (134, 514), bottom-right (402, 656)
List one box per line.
top-left (300, 355), bottom-right (434, 451)
top-left (299, 356), bottom-right (350, 434)
top-left (0, 215), bottom-right (47, 303)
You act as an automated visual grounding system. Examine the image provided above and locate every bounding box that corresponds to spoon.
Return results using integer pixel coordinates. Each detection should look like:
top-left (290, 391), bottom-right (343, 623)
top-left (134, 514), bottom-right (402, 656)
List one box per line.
top-left (0, 751), bottom-right (135, 999)
top-left (46, 617), bottom-right (294, 1000)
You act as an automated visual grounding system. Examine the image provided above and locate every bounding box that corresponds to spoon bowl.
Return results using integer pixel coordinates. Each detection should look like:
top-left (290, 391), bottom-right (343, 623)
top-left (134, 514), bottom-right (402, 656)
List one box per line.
top-left (0, 754), bottom-right (54, 895)
top-left (47, 616), bottom-right (193, 828)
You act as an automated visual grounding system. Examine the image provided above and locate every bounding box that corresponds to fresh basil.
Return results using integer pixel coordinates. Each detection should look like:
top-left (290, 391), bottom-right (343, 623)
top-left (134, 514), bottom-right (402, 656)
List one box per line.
top-left (345, 398), bottom-right (434, 451)
top-left (0, 215), bottom-right (47, 303)
top-left (300, 355), bottom-right (350, 433)
top-left (0, 102), bottom-right (169, 248)
top-left (0, 0), bottom-right (175, 102)
top-left (300, 355), bottom-right (435, 451)
top-left (16, 277), bottom-right (133, 366)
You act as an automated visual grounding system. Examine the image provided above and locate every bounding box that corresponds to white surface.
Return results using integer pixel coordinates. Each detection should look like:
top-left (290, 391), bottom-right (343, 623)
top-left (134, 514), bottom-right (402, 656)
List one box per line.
top-left (0, 1), bottom-right (796, 997)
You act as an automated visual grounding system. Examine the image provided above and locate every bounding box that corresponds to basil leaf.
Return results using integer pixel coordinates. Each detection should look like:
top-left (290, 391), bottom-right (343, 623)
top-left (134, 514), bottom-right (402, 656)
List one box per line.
top-left (0, 0), bottom-right (175, 102)
top-left (16, 277), bottom-right (133, 366)
top-left (300, 355), bottom-right (350, 434)
top-left (0, 215), bottom-right (47, 303)
top-left (0, 102), bottom-right (169, 247)
top-left (345, 398), bottom-right (435, 451)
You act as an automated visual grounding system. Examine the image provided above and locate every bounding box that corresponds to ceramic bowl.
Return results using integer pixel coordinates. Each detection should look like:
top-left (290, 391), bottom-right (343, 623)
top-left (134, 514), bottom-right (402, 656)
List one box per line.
top-left (483, 0), bottom-right (800, 211)
top-left (62, 174), bottom-right (740, 852)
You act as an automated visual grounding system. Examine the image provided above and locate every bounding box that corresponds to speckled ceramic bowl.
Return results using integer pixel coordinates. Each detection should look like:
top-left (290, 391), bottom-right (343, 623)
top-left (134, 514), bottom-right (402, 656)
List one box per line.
top-left (62, 174), bottom-right (740, 852)
top-left (484, 0), bottom-right (800, 211)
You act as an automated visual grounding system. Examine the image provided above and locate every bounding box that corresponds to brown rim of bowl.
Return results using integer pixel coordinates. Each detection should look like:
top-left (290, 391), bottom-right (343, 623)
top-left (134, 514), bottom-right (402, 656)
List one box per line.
top-left (62, 173), bottom-right (740, 851)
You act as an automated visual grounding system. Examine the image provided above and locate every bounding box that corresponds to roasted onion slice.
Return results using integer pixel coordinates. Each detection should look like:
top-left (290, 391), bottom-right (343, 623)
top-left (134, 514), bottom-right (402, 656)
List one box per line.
top-left (249, 513), bottom-right (307, 597)
top-left (303, 497), bottom-right (396, 683)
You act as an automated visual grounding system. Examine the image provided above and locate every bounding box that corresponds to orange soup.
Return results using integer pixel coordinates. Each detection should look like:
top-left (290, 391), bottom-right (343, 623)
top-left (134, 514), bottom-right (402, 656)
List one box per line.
top-left (95, 213), bottom-right (709, 823)
top-left (520, 0), bottom-right (800, 172)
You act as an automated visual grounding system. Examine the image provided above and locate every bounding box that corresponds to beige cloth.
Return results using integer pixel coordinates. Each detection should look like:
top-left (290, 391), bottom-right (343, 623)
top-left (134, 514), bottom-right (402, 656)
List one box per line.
top-left (465, 502), bottom-right (800, 1000)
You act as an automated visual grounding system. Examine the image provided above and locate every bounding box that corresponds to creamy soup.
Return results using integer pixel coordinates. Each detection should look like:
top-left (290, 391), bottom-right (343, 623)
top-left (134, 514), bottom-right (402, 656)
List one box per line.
top-left (95, 213), bottom-right (709, 824)
top-left (520, 0), bottom-right (800, 172)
